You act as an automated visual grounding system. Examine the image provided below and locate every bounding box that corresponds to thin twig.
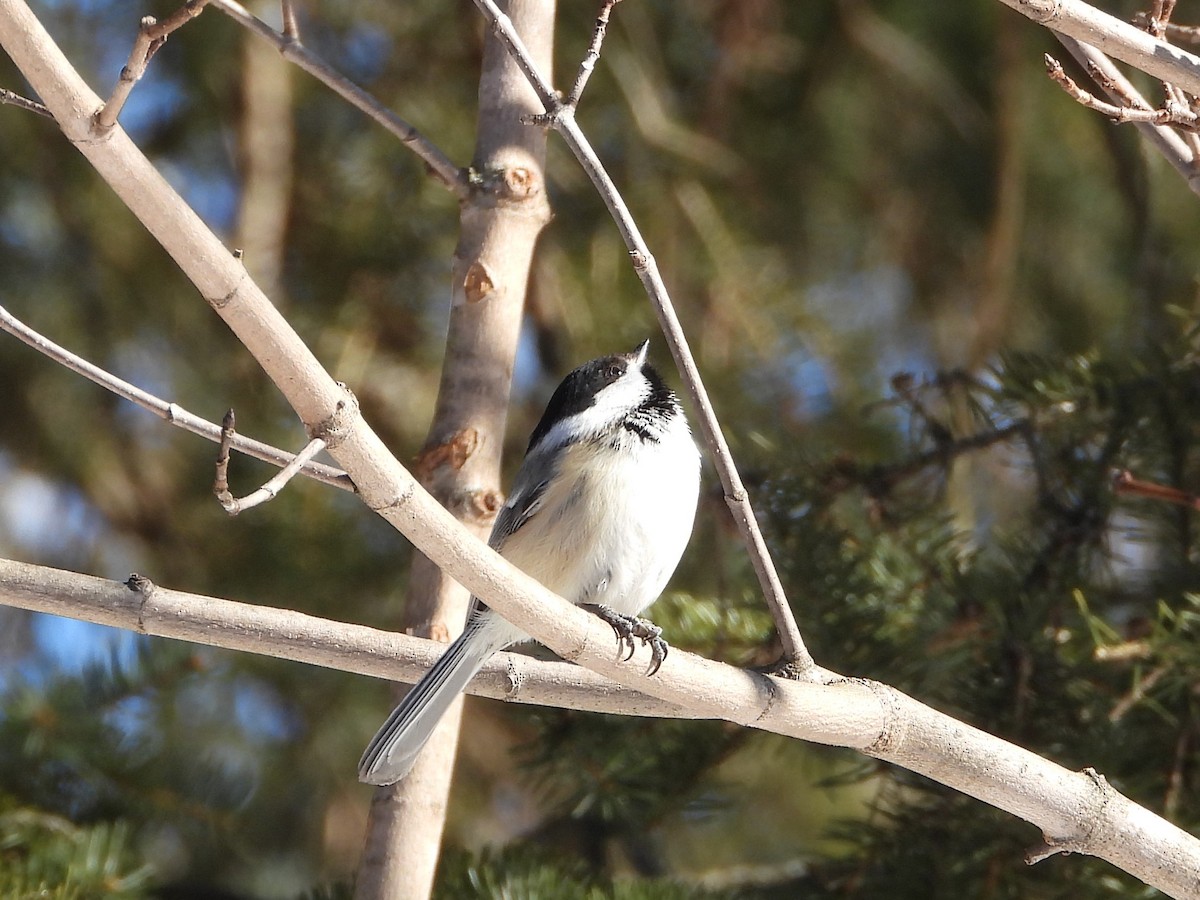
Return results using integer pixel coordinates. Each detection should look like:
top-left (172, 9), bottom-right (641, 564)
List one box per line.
top-left (1053, 36), bottom-right (1200, 195)
top-left (207, 0), bottom-right (469, 199)
top-left (1142, 0), bottom-right (1177, 39)
top-left (1164, 722), bottom-right (1190, 821)
top-left (1109, 662), bottom-right (1169, 722)
top-left (824, 421), bottom-right (1031, 497)
top-left (1085, 59), bottom-right (1152, 111)
top-left (0, 303), bottom-right (354, 492)
top-left (96, 17), bottom-right (154, 130)
top-left (280, 0), bottom-right (298, 41)
top-left (215, 420), bottom-right (327, 515)
top-left (1045, 53), bottom-right (1200, 130)
top-left (96, 0), bottom-right (209, 131)
top-left (1113, 469), bottom-right (1200, 510)
top-left (214, 408), bottom-right (235, 500)
top-left (1094, 640), bottom-right (1150, 663)
top-left (1151, 19), bottom-right (1200, 44)
top-left (565, 0), bottom-right (622, 108)
top-left (471, 0), bottom-right (814, 674)
top-left (0, 85), bottom-right (52, 117)
top-left (1134, 3), bottom-right (1200, 162)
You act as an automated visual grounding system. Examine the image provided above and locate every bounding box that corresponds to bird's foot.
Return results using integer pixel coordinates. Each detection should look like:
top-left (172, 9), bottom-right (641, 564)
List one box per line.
top-left (583, 604), bottom-right (669, 675)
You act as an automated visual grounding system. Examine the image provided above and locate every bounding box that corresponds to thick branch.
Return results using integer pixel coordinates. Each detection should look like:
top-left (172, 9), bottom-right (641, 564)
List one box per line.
top-left (354, 2), bottom-right (554, 894)
top-left (0, 556), bottom-right (688, 718)
top-left (997, 0), bottom-right (1200, 96)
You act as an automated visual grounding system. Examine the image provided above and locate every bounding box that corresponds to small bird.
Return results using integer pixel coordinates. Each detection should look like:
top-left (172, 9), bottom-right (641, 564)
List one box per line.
top-left (358, 340), bottom-right (700, 785)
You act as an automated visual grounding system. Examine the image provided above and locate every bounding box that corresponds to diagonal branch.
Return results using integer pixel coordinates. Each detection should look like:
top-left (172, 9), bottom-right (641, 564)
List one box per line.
top-left (206, 0), bottom-right (469, 199)
top-left (1113, 469), bottom-right (1200, 510)
top-left (996, 0), bottom-right (1200, 96)
top-left (0, 303), bottom-right (354, 492)
top-left (564, 0), bottom-right (622, 108)
top-left (471, 0), bottom-right (814, 675)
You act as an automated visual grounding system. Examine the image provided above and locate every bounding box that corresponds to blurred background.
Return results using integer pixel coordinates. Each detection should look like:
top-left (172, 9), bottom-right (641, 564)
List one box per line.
top-left (2, 0), bottom-right (1199, 896)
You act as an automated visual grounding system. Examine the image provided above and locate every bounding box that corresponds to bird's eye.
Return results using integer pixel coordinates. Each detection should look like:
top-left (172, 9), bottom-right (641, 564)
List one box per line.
top-left (605, 365), bottom-right (622, 379)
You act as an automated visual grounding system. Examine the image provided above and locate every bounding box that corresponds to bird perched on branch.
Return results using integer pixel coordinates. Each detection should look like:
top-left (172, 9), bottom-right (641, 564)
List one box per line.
top-left (358, 340), bottom-right (700, 785)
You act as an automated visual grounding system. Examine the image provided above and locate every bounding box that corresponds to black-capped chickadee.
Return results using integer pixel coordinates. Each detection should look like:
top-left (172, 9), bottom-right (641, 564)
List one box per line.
top-left (358, 341), bottom-right (700, 786)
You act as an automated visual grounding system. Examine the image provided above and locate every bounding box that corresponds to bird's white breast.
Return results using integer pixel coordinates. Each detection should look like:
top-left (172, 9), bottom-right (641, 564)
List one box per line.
top-left (499, 417), bottom-right (700, 622)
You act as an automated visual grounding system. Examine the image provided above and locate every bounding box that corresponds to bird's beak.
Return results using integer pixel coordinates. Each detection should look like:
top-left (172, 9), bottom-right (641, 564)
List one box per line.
top-left (630, 339), bottom-right (650, 368)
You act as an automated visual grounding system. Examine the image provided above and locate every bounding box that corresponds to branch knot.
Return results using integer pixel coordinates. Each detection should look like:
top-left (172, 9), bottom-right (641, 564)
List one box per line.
top-left (860, 678), bottom-right (907, 755)
top-left (125, 572), bottom-right (156, 632)
top-left (307, 388), bottom-right (359, 450)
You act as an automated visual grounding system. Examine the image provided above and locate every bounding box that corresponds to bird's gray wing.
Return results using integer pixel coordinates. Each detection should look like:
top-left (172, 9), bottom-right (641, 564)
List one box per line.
top-left (487, 446), bottom-right (557, 550)
top-left (467, 447), bottom-right (557, 618)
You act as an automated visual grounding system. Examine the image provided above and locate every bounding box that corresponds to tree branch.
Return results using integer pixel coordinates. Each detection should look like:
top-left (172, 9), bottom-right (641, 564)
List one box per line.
top-left (996, 0), bottom-right (1200, 96)
top-left (279, 0), bottom-right (298, 42)
top-left (0, 303), bottom-right (354, 492)
top-left (95, 0), bottom-right (208, 132)
top-left (0, 84), bottom-right (51, 116)
top-left (214, 423), bottom-right (327, 515)
top-left (1113, 468), bottom-right (1200, 510)
top-left (470, 0), bottom-right (815, 675)
top-left (0, 556), bottom-right (689, 719)
top-left (206, 0), bottom-right (469, 199)
top-left (1053, 34), bottom-right (1200, 195)
top-left (564, 0), bottom-right (621, 107)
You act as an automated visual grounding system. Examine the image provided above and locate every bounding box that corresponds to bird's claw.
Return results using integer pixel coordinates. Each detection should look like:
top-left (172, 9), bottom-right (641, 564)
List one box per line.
top-left (583, 604), bottom-right (669, 675)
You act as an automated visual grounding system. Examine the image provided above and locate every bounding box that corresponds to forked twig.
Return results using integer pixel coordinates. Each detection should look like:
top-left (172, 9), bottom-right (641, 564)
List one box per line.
top-left (1044, 53), bottom-right (1199, 130)
top-left (214, 409), bottom-right (327, 514)
top-left (1053, 34), bottom-right (1200, 194)
top-left (1141, 0), bottom-right (1178, 39)
top-left (96, 0), bottom-right (209, 131)
top-left (0, 304), bottom-right (354, 492)
top-left (473, 0), bottom-right (814, 674)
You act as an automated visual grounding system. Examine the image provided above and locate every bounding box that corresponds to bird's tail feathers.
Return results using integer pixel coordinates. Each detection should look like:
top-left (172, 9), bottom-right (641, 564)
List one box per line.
top-left (357, 624), bottom-right (501, 786)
